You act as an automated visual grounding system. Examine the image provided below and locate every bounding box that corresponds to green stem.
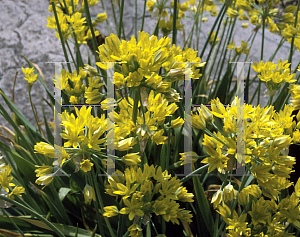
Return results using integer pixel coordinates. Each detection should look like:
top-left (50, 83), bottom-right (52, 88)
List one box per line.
top-left (51, 2), bottom-right (72, 72)
top-left (87, 172), bottom-right (105, 237)
top-left (100, 0), bottom-right (111, 34)
top-left (207, 18), bottom-right (229, 99)
top-left (28, 90), bottom-right (42, 134)
top-left (267, 94), bottom-right (274, 106)
top-left (0, 195), bottom-right (66, 237)
top-left (180, 164), bottom-right (209, 183)
top-left (195, 1), bottom-right (204, 53)
top-left (118, 0), bottom-right (125, 39)
top-left (172, 0), bottom-right (178, 45)
top-left (65, 39), bottom-right (77, 69)
top-left (183, 0), bottom-right (203, 49)
top-left (131, 89), bottom-right (140, 135)
top-left (199, 3), bottom-right (226, 58)
top-left (111, 1), bottom-right (119, 32)
top-left (83, 0), bottom-right (99, 68)
top-left (135, 0), bottom-right (138, 39)
top-left (141, 0), bottom-right (147, 32)
top-left (1, 208), bottom-right (25, 237)
top-left (49, 183), bottom-right (72, 225)
top-left (90, 169), bottom-right (116, 237)
top-left (258, 12), bottom-right (266, 106)
top-left (288, 0), bottom-right (300, 66)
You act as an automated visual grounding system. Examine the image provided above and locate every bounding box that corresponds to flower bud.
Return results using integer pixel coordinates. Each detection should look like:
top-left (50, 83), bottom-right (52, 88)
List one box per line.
top-left (83, 184), bottom-right (96, 203)
top-left (122, 152), bottom-right (141, 166)
top-left (223, 183), bottom-right (236, 202)
top-left (238, 190), bottom-right (248, 206)
top-left (96, 13), bottom-right (107, 23)
top-left (211, 189), bottom-right (223, 209)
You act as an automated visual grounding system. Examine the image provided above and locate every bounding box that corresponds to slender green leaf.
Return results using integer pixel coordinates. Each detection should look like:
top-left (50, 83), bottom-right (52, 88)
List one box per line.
top-left (192, 176), bottom-right (214, 237)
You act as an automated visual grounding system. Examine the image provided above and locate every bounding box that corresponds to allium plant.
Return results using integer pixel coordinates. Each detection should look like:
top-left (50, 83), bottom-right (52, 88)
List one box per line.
top-left (1, 0), bottom-right (300, 236)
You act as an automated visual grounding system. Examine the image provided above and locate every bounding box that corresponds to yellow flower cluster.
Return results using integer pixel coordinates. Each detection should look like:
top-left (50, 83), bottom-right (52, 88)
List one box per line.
top-left (210, 183), bottom-right (237, 209)
top-left (33, 106), bottom-right (108, 187)
top-left (95, 31), bottom-right (205, 88)
top-left (104, 164), bottom-right (194, 234)
top-left (22, 67), bottom-right (38, 89)
top-left (85, 31), bottom-right (204, 109)
top-left (33, 142), bottom-right (70, 187)
top-left (217, 178), bottom-right (300, 236)
top-left (146, 0), bottom-right (188, 36)
top-left (53, 67), bottom-right (87, 104)
top-left (252, 60), bottom-right (296, 97)
top-left (226, 40), bottom-right (250, 56)
top-left (226, 0), bottom-right (279, 30)
top-left (147, 0), bottom-right (219, 33)
top-left (103, 90), bottom-right (182, 156)
top-left (46, 0), bottom-right (105, 43)
top-left (34, 142), bottom-right (70, 166)
top-left (0, 164), bottom-right (25, 199)
top-left (61, 106), bottom-right (106, 151)
top-left (226, 0), bottom-right (300, 51)
top-left (290, 84), bottom-right (300, 111)
top-left (193, 97), bottom-right (297, 200)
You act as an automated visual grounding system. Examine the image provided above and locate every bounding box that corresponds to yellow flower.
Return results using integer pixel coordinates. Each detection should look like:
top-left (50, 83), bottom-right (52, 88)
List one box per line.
top-left (122, 153), bottom-right (141, 166)
top-left (179, 1), bottom-right (189, 11)
top-left (227, 41), bottom-right (235, 50)
top-left (34, 142), bottom-right (55, 158)
top-left (35, 164), bottom-right (53, 177)
top-left (238, 189), bottom-right (249, 206)
top-left (126, 69), bottom-right (144, 87)
top-left (211, 189), bottom-right (223, 209)
top-left (289, 84), bottom-right (300, 110)
top-left (116, 137), bottom-right (138, 151)
top-left (83, 184), bottom-right (96, 203)
top-left (46, 12), bottom-right (70, 40)
top-left (248, 197), bottom-right (270, 226)
top-left (192, 111), bottom-right (206, 130)
top-left (35, 174), bottom-right (54, 187)
top-left (171, 117), bottom-right (184, 128)
top-left (22, 67), bottom-right (38, 86)
top-left (128, 223), bottom-right (143, 237)
top-left (152, 129), bottom-right (168, 145)
top-left (34, 164), bottom-right (54, 187)
top-left (201, 147), bottom-right (229, 173)
top-left (189, 0), bottom-right (196, 5)
top-left (223, 183), bottom-right (236, 202)
top-left (9, 186), bottom-right (25, 199)
top-left (66, 12), bottom-right (86, 34)
top-left (282, 25), bottom-right (297, 39)
top-left (146, 0), bottom-right (155, 13)
top-left (95, 13), bottom-right (107, 23)
top-left (81, 0), bottom-right (98, 7)
top-left (114, 72), bottom-right (126, 88)
top-left (216, 203), bottom-right (231, 223)
top-left (226, 7), bottom-right (239, 18)
top-left (103, 206), bottom-right (119, 217)
top-left (176, 186), bottom-right (194, 202)
top-left (179, 151), bottom-right (199, 165)
top-left (80, 159), bottom-right (94, 172)
top-left (119, 193), bottom-right (144, 220)
top-left (208, 30), bottom-right (219, 46)
top-left (0, 165), bottom-right (15, 192)
top-left (293, 129), bottom-right (300, 143)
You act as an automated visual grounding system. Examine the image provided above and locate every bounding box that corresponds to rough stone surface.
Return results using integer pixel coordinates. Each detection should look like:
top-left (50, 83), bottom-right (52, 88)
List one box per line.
top-left (0, 0), bottom-right (300, 135)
